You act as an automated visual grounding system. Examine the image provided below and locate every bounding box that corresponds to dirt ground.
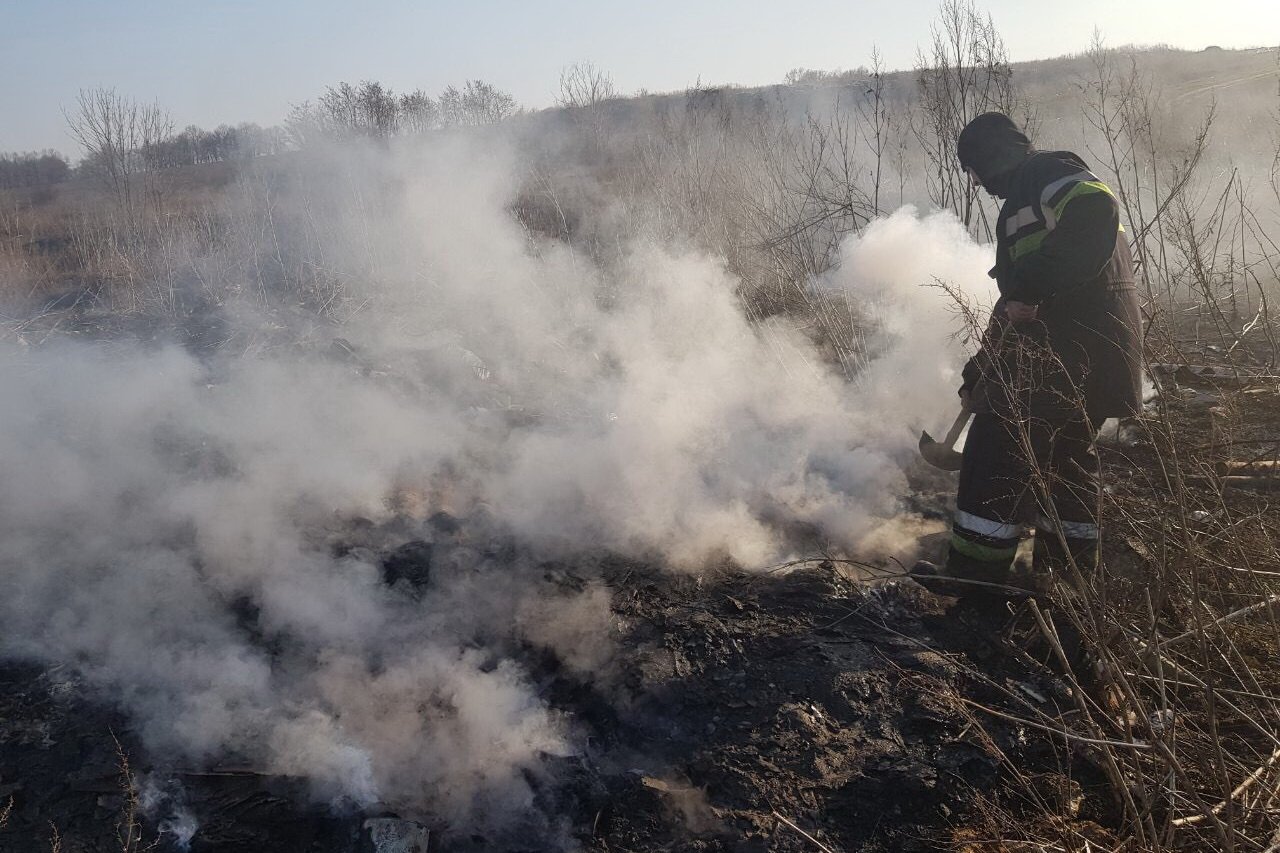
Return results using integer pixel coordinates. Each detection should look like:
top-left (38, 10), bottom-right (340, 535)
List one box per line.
top-left (3, 365), bottom-right (1277, 853)
top-left (0, 551), bottom-right (1120, 852)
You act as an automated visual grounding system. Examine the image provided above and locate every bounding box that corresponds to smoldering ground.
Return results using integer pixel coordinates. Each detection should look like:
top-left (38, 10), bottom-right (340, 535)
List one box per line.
top-left (0, 137), bottom-right (994, 844)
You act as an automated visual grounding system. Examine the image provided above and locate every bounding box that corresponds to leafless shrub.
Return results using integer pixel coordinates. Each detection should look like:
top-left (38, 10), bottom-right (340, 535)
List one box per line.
top-left (3, 13), bottom-right (1278, 852)
top-left (735, 107), bottom-right (874, 372)
top-left (111, 738), bottom-right (156, 853)
top-left (936, 267), bottom-right (1280, 850)
top-left (913, 0), bottom-right (1030, 233)
top-left (1078, 36), bottom-right (1280, 375)
top-left (64, 87), bottom-right (173, 224)
top-left (603, 88), bottom-right (871, 374)
top-left (783, 67), bottom-right (870, 86)
top-left (855, 49), bottom-right (895, 216)
top-left (1067, 387), bottom-right (1280, 851)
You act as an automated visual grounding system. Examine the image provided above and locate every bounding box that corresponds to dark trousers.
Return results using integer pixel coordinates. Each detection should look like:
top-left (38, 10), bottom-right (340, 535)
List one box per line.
top-left (947, 406), bottom-right (1102, 583)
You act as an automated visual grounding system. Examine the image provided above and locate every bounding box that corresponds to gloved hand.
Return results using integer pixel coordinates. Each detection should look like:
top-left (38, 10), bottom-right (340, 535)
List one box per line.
top-left (1004, 299), bottom-right (1039, 324)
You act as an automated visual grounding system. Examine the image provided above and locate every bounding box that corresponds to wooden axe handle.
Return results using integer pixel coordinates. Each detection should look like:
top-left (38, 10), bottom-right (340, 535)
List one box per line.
top-left (940, 400), bottom-right (972, 450)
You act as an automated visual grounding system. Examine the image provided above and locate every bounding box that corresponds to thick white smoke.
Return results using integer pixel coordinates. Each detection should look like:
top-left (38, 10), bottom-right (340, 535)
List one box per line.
top-left (0, 139), bottom-right (994, 839)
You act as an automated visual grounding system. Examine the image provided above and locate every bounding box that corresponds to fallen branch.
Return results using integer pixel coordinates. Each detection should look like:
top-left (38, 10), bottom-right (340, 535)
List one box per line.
top-left (1159, 595), bottom-right (1280, 650)
top-left (955, 696), bottom-right (1152, 751)
top-left (1171, 747), bottom-right (1280, 826)
top-left (1218, 460), bottom-right (1280, 475)
top-left (771, 810), bottom-right (843, 853)
top-left (1186, 474), bottom-right (1280, 492)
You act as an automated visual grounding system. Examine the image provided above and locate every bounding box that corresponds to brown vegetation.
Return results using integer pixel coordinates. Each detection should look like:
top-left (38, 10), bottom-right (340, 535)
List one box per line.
top-left (1, 5), bottom-right (1279, 850)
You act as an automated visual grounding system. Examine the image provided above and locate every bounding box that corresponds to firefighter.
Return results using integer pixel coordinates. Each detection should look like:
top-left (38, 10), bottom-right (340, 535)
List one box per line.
top-left (915, 112), bottom-right (1143, 596)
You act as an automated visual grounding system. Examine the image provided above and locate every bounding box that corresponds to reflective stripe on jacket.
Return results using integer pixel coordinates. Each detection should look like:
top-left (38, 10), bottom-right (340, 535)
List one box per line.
top-left (971, 151), bottom-right (1143, 420)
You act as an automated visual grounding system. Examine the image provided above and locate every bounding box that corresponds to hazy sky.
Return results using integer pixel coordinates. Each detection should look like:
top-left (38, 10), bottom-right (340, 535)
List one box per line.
top-left (3, 0), bottom-right (1277, 155)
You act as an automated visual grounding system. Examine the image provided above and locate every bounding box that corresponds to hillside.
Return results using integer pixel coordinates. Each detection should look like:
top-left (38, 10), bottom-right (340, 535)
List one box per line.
top-left (2, 39), bottom-right (1280, 853)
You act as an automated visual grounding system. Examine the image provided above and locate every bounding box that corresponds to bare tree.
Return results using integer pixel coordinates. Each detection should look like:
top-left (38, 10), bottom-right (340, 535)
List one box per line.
top-left (233, 122), bottom-right (285, 158)
top-left (284, 81), bottom-right (405, 144)
top-left (1080, 34), bottom-right (1219, 328)
top-left (318, 81), bottom-right (400, 138)
top-left (556, 61), bottom-right (616, 109)
top-left (286, 79), bottom-right (515, 144)
top-left (64, 87), bottom-right (172, 221)
top-left (0, 150), bottom-right (71, 189)
top-left (439, 80), bottom-right (518, 127)
top-left (783, 67), bottom-right (869, 86)
top-left (353, 81), bottom-right (400, 137)
top-left (913, 0), bottom-right (1028, 232)
top-left (854, 48), bottom-right (893, 215)
top-left (284, 100), bottom-right (325, 149)
top-left (557, 62), bottom-right (617, 151)
top-left (399, 90), bottom-right (439, 134)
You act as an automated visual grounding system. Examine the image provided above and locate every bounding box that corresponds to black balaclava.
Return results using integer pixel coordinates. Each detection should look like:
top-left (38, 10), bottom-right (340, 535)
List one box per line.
top-left (956, 112), bottom-right (1032, 198)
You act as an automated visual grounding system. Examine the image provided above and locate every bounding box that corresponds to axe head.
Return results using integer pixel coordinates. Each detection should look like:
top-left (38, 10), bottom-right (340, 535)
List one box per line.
top-left (918, 429), bottom-right (963, 471)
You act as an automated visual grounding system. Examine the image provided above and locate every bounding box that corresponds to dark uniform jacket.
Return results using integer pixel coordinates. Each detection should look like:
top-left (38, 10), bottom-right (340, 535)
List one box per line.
top-left (962, 151), bottom-right (1143, 420)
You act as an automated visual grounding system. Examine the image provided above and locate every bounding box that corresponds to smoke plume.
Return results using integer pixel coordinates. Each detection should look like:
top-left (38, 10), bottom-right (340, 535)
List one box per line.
top-left (0, 138), bottom-right (994, 840)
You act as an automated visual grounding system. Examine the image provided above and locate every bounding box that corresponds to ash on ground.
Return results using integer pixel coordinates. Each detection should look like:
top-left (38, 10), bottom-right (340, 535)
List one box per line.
top-left (0, 520), bottom-right (1119, 853)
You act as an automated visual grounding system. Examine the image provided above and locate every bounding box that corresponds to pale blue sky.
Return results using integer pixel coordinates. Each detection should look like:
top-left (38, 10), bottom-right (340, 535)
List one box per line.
top-left (2, 0), bottom-right (1277, 155)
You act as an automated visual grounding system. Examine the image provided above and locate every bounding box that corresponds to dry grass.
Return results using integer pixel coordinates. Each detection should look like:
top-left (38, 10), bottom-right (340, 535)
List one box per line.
top-left (0, 40), bottom-right (1277, 851)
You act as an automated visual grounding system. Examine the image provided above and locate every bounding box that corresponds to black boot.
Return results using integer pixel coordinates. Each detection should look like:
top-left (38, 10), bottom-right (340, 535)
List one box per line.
top-left (1032, 532), bottom-right (1099, 592)
top-left (910, 549), bottom-right (1024, 601)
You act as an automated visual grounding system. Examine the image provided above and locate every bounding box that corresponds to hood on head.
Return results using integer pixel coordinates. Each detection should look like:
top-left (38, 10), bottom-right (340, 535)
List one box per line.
top-left (956, 112), bottom-right (1032, 193)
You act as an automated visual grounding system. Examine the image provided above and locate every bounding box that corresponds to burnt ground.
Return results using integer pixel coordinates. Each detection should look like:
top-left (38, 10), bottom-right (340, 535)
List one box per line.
top-left (3, 367), bottom-right (1277, 852)
top-left (0, 555), bottom-right (1120, 853)
top-left (563, 563), bottom-right (1118, 853)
